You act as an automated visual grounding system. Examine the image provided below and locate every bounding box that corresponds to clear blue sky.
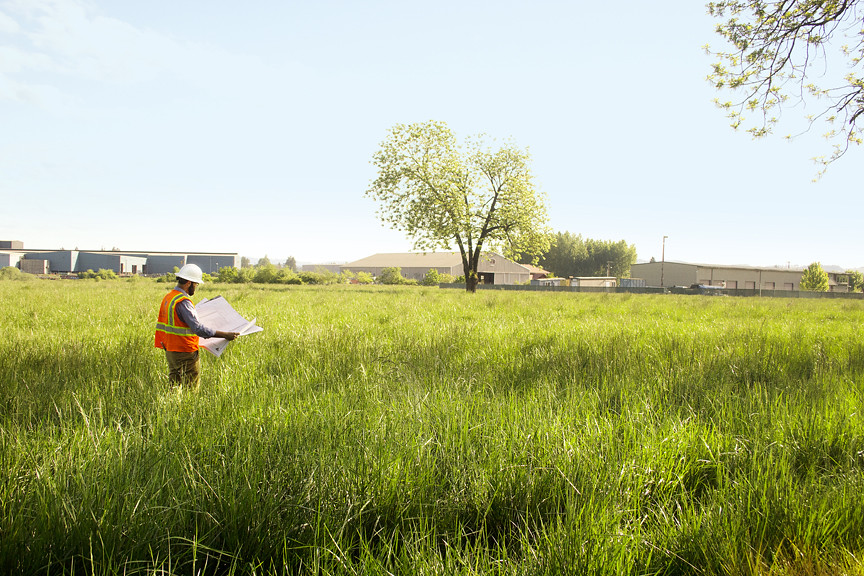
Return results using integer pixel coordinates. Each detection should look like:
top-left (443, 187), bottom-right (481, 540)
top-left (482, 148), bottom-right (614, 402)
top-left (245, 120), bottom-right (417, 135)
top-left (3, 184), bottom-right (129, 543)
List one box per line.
top-left (2, 0), bottom-right (860, 268)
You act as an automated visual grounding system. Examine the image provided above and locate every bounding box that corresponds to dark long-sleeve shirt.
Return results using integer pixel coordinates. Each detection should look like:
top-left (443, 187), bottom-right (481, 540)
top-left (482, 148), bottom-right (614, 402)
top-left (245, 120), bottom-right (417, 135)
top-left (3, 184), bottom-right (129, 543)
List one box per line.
top-left (174, 286), bottom-right (216, 339)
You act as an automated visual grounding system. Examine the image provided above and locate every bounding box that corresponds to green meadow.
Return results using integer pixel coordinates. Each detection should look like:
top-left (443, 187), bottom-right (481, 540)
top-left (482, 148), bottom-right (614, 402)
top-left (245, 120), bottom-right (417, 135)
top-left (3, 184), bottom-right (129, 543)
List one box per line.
top-left (2, 280), bottom-right (864, 575)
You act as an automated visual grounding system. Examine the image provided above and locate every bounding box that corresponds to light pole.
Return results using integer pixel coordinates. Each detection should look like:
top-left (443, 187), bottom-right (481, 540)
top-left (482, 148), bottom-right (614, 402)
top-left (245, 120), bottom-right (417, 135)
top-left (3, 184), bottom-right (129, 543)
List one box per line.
top-left (660, 235), bottom-right (668, 288)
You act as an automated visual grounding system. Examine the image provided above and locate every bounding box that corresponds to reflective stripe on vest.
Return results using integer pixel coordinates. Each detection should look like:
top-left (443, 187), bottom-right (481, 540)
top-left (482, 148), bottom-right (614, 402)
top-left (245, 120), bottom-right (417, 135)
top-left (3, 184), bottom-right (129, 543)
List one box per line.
top-left (154, 289), bottom-right (199, 352)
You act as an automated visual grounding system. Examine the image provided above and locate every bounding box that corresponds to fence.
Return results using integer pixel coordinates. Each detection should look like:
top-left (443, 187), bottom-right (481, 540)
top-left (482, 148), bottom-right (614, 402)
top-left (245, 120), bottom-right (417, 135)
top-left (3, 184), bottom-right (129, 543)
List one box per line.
top-left (440, 283), bottom-right (864, 299)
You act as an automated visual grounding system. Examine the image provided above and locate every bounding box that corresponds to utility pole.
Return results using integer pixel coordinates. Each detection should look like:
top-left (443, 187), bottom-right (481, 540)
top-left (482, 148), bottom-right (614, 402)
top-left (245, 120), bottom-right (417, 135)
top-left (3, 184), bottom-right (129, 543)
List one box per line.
top-left (660, 235), bottom-right (668, 288)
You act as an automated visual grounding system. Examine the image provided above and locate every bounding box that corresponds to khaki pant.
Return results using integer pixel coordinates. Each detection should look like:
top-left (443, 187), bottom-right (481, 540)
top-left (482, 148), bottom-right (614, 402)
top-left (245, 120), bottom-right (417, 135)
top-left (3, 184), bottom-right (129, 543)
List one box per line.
top-left (165, 349), bottom-right (201, 387)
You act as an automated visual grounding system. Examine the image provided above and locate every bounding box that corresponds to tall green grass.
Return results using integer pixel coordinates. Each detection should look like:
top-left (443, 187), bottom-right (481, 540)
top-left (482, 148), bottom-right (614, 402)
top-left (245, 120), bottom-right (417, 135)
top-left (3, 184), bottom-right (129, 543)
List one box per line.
top-left (1, 281), bottom-right (864, 574)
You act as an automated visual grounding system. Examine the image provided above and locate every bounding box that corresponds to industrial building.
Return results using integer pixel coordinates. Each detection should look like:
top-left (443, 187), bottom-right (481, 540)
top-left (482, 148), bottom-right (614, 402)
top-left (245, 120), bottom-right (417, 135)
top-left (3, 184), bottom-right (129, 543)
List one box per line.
top-left (342, 252), bottom-right (532, 285)
top-left (631, 261), bottom-right (852, 293)
top-left (0, 240), bottom-right (238, 276)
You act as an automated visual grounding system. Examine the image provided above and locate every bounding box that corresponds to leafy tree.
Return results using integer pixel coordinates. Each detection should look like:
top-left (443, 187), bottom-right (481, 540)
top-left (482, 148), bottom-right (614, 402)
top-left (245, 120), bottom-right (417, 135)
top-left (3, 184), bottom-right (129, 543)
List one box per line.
top-left (707, 0), bottom-right (864, 170)
top-left (421, 268), bottom-right (457, 286)
top-left (217, 266), bottom-right (239, 283)
top-left (284, 256), bottom-right (297, 272)
top-left (276, 268), bottom-right (302, 284)
top-left (355, 271), bottom-right (374, 285)
top-left (254, 263), bottom-right (278, 284)
top-left (583, 238), bottom-right (637, 278)
top-left (527, 231), bottom-right (587, 278)
top-left (367, 121), bottom-right (551, 293)
top-left (378, 267), bottom-right (409, 285)
top-left (845, 269), bottom-right (864, 292)
top-left (800, 261), bottom-right (830, 291)
top-left (524, 232), bottom-right (636, 278)
top-left (240, 257), bottom-right (251, 268)
top-left (299, 271), bottom-right (325, 285)
top-left (422, 268), bottom-right (442, 286)
top-left (237, 267), bottom-right (256, 283)
top-left (311, 267), bottom-right (340, 284)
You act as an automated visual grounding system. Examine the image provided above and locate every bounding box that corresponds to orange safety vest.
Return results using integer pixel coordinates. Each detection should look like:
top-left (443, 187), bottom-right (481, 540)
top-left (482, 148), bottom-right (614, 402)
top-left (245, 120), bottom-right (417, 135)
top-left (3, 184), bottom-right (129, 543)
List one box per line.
top-left (154, 289), bottom-right (199, 352)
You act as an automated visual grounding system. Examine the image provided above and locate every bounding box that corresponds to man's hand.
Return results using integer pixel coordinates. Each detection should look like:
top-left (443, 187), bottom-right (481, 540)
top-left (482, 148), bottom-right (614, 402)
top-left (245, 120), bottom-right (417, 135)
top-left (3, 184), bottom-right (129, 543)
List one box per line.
top-left (215, 331), bottom-right (240, 341)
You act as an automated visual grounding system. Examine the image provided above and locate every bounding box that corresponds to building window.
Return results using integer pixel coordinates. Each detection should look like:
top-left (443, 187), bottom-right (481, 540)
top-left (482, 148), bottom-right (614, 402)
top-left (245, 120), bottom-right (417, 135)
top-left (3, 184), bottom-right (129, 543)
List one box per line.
top-left (765, 282), bottom-right (775, 290)
top-left (745, 281), bottom-right (755, 289)
top-left (784, 283), bottom-right (794, 290)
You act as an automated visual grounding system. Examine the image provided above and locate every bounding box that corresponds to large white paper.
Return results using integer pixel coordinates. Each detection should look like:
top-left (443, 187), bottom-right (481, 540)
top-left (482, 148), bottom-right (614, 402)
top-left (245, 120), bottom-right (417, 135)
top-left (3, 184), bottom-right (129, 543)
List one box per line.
top-left (195, 296), bottom-right (263, 357)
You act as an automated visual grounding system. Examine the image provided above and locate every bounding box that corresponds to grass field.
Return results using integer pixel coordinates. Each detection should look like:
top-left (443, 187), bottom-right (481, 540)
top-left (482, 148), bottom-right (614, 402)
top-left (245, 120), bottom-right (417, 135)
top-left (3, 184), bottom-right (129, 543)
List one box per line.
top-left (2, 280), bottom-right (864, 575)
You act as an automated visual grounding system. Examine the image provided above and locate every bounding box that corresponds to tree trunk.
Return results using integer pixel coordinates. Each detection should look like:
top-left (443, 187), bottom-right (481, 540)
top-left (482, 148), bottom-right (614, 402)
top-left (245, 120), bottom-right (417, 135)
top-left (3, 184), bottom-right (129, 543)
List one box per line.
top-left (465, 270), bottom-right (478, 293)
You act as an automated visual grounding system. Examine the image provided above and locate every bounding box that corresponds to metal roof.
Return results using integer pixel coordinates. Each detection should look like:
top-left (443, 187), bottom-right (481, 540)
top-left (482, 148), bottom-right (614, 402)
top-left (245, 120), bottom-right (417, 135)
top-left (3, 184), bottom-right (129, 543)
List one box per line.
top-left (633, 261), bottom-right (807, 273)
top-left (344, 252), bottom-right (530, 272)
top-left (345, 252), bottom-right (466, 268)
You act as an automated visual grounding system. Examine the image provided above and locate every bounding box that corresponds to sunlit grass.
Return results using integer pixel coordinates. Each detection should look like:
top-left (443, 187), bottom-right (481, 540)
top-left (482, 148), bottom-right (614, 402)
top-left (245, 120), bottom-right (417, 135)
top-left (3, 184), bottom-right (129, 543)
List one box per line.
top-left (1, 281), bottom-right (864, 574)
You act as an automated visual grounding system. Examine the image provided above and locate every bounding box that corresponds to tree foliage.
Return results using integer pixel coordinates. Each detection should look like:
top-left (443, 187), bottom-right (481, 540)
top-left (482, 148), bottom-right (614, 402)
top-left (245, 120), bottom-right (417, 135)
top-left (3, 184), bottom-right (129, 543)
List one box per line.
top-left (212, 264), bottom-right (319, 285)
top-left (377, 267), bottom-right (417, 285)
top-left (0, 266), bottom-right (29, 281)
top-left (800, 261), bottom-right (830, 291)
top-left (524, 232), bottom-right (637, 278)
top-left (421, 268), bottom-right (456, 286)
top-left (355, 271), bottom-right (374, 285)
top-left (78, 268), bottom-right (119, 280)
top-left (217, 266), bottom-right (239, 283)
top-left (845, 269), bottom-right (864, 291)
top-left (707, 0), bottom-right (864, 170)
top-left (367, 121), bottom-right (551, 292)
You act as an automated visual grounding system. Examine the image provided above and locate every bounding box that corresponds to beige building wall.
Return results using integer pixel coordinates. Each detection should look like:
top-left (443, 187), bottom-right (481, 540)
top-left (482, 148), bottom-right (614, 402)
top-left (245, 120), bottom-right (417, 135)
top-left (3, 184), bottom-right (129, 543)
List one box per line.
top-left (631, 261), bottom-right (849, 292)
top-left (630, 262), bottom-right (697, 287)
top-left (694, 265), bottom-right (801, 291)
top-left (478, 253), bottom-right (530, 284)
top-left (571, 277), bottom-right (618, 288)
top-left (342, 252), bottom-right (530, 284)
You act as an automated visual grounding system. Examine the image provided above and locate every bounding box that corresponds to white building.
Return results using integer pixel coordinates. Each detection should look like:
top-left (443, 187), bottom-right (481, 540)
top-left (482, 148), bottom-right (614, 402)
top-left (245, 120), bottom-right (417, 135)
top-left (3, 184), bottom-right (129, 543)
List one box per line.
top-left (0, 240), bottom-right (239, 276)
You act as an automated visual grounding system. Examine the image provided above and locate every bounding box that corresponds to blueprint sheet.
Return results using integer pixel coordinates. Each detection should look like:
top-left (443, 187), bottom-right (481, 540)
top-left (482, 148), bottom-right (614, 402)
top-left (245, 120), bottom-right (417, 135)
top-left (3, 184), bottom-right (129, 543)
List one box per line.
top-left (196, 296), bottom-right (263, 357)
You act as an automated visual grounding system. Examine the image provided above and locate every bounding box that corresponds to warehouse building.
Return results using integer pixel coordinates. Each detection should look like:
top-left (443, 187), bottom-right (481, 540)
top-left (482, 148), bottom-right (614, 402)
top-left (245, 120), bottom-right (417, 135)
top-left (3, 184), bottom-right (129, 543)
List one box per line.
top-left (342, 252), bottom-right (531, 285)
top-left (0, 241), bottom-right (238, 276)
top-left (631, 261), bottom-right (851, 292)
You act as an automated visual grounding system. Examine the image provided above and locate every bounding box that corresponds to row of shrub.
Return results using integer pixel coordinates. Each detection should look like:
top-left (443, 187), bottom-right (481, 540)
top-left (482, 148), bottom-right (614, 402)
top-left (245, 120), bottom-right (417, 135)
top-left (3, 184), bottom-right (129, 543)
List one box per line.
top-left (0, 267), bottom-right (29, 281)
top-left (215, 265), bottom-right (346, 285)
top-left (77, 269), bottom-right (119, 280)
top-left (204, 265), bottom-right (459, 286)
top-left (378, 267), bottom-right (459, 286)
top-left (1, 265), bottom-right (462, 287)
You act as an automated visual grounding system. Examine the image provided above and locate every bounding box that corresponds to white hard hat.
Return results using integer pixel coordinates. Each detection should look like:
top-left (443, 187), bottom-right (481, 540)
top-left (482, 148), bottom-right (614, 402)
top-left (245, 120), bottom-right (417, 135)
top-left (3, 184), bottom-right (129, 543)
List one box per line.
top-left (176, 263), bottom-right (204, 284)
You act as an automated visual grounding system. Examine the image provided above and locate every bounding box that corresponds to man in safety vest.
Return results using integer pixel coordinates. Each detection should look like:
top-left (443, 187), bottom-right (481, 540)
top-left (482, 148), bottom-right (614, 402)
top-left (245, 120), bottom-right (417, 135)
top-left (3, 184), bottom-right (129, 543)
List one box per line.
top-left (154, 263), bottom-right (238, 387)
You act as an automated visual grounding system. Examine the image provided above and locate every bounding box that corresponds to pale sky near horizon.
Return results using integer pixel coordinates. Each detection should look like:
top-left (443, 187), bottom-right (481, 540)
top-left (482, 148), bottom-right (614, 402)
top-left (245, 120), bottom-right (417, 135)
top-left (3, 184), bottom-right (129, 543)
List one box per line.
top-left (2, 0), bottom-right (861, 269)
